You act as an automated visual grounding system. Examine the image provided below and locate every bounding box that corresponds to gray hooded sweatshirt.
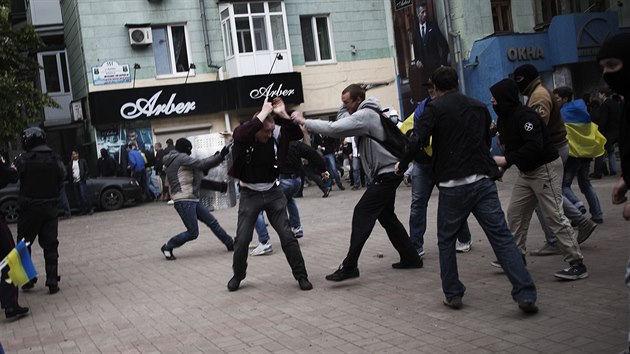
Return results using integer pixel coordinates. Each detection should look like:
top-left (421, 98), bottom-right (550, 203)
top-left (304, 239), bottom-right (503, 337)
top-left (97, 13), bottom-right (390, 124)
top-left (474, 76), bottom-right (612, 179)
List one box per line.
top-left (163, 150), bottom-right (223, 202)
top-left (304, 97), bottom-right (397, 178)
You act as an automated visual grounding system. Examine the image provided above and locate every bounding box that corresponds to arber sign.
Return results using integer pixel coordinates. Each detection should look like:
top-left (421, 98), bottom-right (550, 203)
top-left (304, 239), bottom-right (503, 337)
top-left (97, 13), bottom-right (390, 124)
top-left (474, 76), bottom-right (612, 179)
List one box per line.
top-left (507, 46), bottom-right (545, 61)
top-left (89, 72), bottom-right (304, 124)
top-left (120, 90), bottom-right (196, 119)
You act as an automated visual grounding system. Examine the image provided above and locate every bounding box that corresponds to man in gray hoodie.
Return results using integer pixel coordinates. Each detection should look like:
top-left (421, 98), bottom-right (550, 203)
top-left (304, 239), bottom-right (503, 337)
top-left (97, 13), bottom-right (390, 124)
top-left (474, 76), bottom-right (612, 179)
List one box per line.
top-left (294, 84), bottom-right (422, 282)
top-left (160, 138), bottom-right (234, 260)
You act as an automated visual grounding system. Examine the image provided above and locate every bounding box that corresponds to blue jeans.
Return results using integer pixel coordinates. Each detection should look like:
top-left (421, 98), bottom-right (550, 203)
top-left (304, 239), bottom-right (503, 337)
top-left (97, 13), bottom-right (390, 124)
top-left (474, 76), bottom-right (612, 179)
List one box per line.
top-left (562, 157), bottom-right (603, 220)
top-left (73, 180), bottom-right (92, 214)
top-left (594, 143), bottom-right (617, 175)
top-left (166, 201), bottom-right (233, 249)
top-left (59, 183), bottom-right (71, 216)
top-left (324, 153), bottom-right (343, 189)
top-left (437, 178), bottom-right (536, 302)
top-left (410, 162), bottom-right (471, 254)
top-left (255, 212), bottom-right (270, 243)
top-left (279, 176), bottom-right (302, 229)
top-left (232, 186), bottom-right (307, 280)
top-left (352, 157), bottom-right (362, 188)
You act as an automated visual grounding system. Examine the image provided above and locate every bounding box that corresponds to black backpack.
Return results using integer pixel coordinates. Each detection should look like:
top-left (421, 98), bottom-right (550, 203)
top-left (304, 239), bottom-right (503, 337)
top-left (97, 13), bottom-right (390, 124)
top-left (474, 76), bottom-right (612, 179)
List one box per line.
top-left (365, 106), bottom-right (408, 158)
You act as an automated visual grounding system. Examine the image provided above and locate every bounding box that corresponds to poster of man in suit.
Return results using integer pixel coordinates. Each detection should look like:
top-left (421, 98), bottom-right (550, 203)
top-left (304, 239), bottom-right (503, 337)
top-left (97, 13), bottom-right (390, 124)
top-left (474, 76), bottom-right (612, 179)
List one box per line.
top-left (391, 0), bottom-right (451, 116)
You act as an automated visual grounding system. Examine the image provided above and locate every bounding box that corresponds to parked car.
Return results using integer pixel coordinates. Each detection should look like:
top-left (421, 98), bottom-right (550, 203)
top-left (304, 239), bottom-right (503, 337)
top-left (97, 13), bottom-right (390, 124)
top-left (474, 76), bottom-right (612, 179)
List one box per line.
top-left (0, 177), bottom-right (144, 223)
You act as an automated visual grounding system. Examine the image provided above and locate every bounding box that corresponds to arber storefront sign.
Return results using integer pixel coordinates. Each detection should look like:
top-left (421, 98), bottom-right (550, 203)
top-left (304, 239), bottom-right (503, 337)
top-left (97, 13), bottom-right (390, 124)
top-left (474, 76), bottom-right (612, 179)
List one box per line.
top-left (89, 72), bottom-right (304, 124)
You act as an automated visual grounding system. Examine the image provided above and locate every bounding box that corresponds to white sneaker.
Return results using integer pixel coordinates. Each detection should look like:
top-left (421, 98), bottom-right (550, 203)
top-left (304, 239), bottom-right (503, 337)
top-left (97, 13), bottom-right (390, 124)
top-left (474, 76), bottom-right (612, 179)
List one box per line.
top-left (167, 199), bottom-right (174, 205)
top-left (250, 242), bottom-right (273, 256)
top-left (292, 226), bottom-right (304, 238)
top-left (456, 240), bottom-right (472, 253)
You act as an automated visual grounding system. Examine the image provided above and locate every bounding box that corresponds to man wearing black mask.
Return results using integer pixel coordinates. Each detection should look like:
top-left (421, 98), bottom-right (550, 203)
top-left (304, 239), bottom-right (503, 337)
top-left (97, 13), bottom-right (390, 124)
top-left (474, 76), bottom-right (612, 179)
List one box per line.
top-left (597, 32), bottom-right (630, 354)
top-left (490, 78), bottom-right (588, 281)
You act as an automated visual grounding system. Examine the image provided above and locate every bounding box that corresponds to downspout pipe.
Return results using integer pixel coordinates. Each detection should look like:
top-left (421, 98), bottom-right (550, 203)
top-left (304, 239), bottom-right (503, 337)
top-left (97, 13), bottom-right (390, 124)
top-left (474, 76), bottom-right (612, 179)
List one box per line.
top-left (199, 0), bottom-right (221, 70)
top-left (442, 0), bottom-right (466, 94)
top-left (198, 0), bottom-right (231, 132)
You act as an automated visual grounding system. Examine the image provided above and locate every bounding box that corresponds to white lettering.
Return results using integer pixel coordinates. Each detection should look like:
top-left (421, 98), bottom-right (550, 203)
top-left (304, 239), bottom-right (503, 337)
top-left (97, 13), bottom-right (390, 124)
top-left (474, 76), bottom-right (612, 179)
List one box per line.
top-left (250, 83), bottom-right (296, 100)
top-left (120, 90), bottom-right (196, 119)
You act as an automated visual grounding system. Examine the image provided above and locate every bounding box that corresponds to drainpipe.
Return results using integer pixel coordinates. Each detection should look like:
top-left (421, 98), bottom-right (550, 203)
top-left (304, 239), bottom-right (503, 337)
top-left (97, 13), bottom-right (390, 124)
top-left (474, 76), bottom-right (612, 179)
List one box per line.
top-left (199, 0), bottom-right (221, 70)
top-left (198, 0), bottom-right (231, 132)
top-left (442, 0), bottom-right (466, 94)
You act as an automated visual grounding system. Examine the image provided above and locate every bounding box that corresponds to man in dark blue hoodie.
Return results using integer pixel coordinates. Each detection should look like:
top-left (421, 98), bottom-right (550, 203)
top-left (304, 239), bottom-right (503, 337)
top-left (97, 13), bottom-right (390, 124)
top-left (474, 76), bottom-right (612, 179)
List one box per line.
top-left (490, 78), bottom-right (588, 281)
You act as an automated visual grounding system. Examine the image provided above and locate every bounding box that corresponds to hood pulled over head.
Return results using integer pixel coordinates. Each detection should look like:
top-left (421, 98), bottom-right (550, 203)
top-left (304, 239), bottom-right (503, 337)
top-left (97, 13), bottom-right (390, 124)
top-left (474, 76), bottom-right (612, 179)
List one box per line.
top-left (597, 33), bottom-right (630, 95)
top-left (490, 78), bottom-right (521, 118)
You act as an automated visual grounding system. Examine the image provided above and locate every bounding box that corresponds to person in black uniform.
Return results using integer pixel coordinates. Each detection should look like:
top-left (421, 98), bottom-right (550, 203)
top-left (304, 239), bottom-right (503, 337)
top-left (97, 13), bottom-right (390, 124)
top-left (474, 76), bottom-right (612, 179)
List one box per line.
top-left (14, 127), bottom-right (65, 294)
top-left (0, 154), bottom-right (29, 319)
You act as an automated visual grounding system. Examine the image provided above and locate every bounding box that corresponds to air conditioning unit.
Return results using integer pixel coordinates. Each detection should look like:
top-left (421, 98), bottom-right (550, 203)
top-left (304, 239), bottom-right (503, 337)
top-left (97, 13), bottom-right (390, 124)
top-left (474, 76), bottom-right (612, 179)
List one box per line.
top-left (129, 27), bottom-right (152, 46)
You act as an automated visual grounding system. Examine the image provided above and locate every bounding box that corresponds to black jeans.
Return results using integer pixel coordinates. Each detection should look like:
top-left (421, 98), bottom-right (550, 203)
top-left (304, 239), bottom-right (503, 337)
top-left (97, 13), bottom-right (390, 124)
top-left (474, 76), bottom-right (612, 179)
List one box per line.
top-left (232, 186), bottom-right (307, 280)
top-left (342, 173), bottom-right (421, 269)
top-left (0, 218), bottom-right (17, 310)
top-left (17, 200), bottom-right (59, 286)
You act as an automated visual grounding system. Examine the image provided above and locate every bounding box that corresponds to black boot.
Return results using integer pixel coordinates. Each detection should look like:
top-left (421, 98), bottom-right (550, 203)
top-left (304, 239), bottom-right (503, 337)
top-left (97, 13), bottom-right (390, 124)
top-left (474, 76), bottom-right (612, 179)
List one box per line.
top-left (5, 305), bottom-right (29, 319)
top-left (45, 264), bottom-right (60, 294)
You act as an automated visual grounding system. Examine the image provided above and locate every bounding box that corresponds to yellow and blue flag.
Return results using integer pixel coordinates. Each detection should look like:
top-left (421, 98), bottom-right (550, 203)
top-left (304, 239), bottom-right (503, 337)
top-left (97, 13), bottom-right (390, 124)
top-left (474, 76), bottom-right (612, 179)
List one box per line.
top-left (561, 99), bottom-right (606, 159)
top-left (5, 239), bottom-right (37, 287)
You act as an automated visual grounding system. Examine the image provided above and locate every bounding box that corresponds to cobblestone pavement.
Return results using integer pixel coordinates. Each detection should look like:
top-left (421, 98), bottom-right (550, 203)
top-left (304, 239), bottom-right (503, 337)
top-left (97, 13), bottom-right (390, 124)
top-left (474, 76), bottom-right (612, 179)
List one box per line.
top-left (1, 169), bottom-right (628, 353)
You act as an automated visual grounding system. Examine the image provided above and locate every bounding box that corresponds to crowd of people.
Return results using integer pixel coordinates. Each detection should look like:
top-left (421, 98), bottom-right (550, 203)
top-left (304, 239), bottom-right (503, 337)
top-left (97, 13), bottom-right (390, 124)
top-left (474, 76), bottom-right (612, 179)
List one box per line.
top-left (2, 35), bottom-right (629, 354)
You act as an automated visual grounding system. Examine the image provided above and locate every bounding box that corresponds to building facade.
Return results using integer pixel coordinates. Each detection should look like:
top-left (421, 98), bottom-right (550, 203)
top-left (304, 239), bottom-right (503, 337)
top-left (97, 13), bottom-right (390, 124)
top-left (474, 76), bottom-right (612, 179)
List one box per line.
top-left (56, 0), bottom-right (401, 167)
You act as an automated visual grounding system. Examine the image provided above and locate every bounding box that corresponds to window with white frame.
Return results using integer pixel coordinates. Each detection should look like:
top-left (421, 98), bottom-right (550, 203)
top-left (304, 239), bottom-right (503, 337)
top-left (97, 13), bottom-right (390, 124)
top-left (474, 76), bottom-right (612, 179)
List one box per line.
top-left (38, 51), bottom-right (70, 95)
top-left (220, 1), bottom-right (287, 58)
top-left (300, 15), bottom-right (335, 64)
top-left (152, 24), bottom-right (192, 76)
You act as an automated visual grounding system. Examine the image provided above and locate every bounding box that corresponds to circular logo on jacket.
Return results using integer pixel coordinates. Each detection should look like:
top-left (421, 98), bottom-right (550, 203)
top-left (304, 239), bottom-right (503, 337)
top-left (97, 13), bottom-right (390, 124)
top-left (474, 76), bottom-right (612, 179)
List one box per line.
top-left (524, 122), bottom-right (534, 131)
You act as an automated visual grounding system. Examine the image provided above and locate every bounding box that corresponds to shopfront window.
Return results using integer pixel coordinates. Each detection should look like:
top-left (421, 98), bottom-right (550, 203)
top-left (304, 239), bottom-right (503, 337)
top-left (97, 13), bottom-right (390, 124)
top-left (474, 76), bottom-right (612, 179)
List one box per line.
top-left (535, 0), bottom-right (608, 27)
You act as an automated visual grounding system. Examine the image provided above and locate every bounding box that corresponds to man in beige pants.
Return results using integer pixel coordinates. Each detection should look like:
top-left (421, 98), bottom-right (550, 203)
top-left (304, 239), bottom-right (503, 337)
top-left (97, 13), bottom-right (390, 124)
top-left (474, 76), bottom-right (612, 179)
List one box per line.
top-left (490, 78), bottom-right (588, 280)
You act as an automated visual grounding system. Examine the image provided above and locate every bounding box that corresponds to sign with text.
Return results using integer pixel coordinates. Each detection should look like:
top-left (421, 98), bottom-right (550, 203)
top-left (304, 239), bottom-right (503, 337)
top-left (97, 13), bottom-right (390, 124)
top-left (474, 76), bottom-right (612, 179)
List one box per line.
top-left (227, 72), bottom-right (304, 109)
top-left (89, 72), bottom-right (304, 124)
top-left (394, 0), bottom-right (413, 11)
top-left (92, 61), bottom-right (131, 86)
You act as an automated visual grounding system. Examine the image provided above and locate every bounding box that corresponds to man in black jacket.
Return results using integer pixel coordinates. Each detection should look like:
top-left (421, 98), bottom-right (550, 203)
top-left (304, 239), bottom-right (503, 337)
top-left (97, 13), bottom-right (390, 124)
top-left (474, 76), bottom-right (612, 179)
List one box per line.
top-left (67, 150), bottom-right (93, 215)
top-left (15, 127), bottom-right (66, 294)
top-left (409, 1), bottom-right (449, 102)
top-left (97, 148), bottom-right (117, 177)
top-left (592, 87), bottom-right (621, 178)
top-left (228, 97), bottom-right (312, 292)
top-left (412, 67), bottom-right (537, 313)
top-left (490, 78), bottom-right (588, 281)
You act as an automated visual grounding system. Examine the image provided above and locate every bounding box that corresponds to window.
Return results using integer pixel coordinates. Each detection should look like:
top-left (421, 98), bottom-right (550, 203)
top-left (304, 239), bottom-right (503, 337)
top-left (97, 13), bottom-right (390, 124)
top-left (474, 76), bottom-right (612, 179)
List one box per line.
top-left (152, 24), bottom-right (191, 76)
top-left (220, 2), bottom-right (287, 57)
top-left (38, 51), bottom-right (70, 95)
top-left (300, 15), bottom-right (335, 64)
top-left (491, 0), bottom-right (513, 33)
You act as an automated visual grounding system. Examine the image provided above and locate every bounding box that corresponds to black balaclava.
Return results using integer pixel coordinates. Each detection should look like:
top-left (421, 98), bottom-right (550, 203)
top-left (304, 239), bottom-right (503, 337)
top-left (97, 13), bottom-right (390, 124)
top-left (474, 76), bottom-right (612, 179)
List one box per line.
top-left (513, 64), bottom-right (539, 94)
top-left (100, 148), bottom-right (108, 158)
top-left (597, 33), bottom-right (630, 95)
top-left (175, 138), bottom-right (193, 155)
top-left (490, 78), bottom-right (521, 118)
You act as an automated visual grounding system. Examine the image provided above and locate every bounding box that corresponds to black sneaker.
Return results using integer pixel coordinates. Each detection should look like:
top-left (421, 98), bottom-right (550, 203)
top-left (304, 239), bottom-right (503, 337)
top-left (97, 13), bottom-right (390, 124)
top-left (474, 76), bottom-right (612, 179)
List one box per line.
top-left (227, 276), bottom-right (243, 291)
top-left (5, 305), bottom-right (29, 319)
top-left (298, 277), bottom-right (313, 291)
top-left (325, 265), bottom-right (359, 282)
top-left (226, 242), bottom-right (235, 251)
top-left (554, 263), bottom-right (588, 280)
top-left (48, 284), bottom-right (60, 294)
top-left (518, 300), bottom-right (539, 314)
top-left (443, 295), bottom-right (463, 309)
top-left (161, 244), bottom-right (176, 260)
top-left (391, 259), bottom-right (423, 269)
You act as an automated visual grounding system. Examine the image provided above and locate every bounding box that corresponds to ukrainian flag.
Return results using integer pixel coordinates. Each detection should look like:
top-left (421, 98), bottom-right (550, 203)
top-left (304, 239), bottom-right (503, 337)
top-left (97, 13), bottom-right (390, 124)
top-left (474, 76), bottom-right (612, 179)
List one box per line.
top-left (561, 99), bottom-right (606, 159)
top-left (5, 240), bottom-right (37, 287)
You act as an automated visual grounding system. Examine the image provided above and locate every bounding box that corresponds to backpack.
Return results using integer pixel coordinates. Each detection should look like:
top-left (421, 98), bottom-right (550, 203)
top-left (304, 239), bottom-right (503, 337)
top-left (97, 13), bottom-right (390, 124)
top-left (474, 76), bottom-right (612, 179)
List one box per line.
top-left (364, 106), bottom-right (409, 158)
